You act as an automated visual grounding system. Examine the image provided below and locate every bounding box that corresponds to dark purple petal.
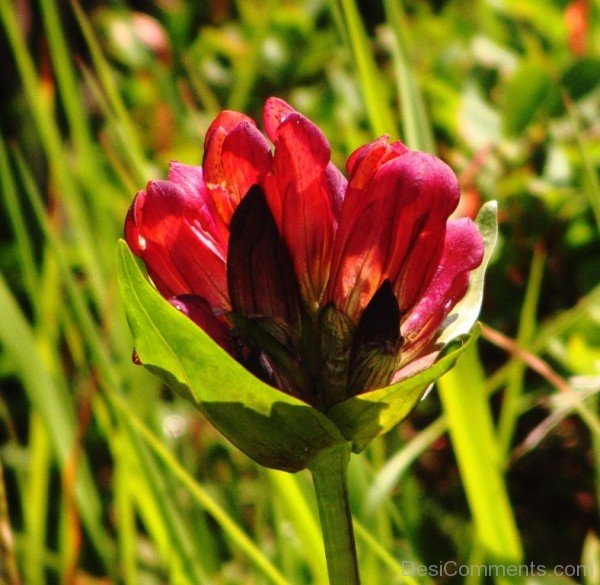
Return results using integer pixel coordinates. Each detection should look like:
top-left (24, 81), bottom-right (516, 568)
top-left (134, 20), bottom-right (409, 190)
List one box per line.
top-left (227, 185), bottom-right (301, 326)
top-left (348, 280), bottom-right (402, 396)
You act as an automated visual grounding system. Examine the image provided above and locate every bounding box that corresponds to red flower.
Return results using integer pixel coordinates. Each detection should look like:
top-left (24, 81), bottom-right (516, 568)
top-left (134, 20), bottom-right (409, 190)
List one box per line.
top-left (125, 97), bottom-right (484, 408)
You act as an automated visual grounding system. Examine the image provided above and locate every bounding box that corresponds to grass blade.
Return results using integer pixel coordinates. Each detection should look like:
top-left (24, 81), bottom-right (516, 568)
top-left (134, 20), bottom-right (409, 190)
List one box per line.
top-left (267, 470), bottom-right (328, 584)
top-left (108, 389), bottom-right (291, 585)
top-left (498, 246), bottom-right (546, 455)
top-left (334, 0), bottom-right (397, 138)
top-left (382, 0), bottom-right (435, 152)
top-left (438, 341), bottom-right (523, 570)
top-left (69, 0), bottom-right (150, 182)
top-left (0, 275), bottom-right (114, 567)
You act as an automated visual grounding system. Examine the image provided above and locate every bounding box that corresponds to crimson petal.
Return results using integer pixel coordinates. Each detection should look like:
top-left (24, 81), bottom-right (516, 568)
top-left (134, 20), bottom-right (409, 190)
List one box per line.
top-left (262, 91), bottom-right (348, 228)
top-left (263, 96), bottom-right (296, 142)
top-left (166, 162), bottom-right (229, 244)
top-left (386, 153), bottom-right (461, 313)
top-left (125, 178), bottom-right (230, 311)
top-left (327, 140), bottom-right (408, 320)
top-left (329, 149), bottom-right (460, 321)
top-left (400, 218), bottom-right (484, 363)
top-left (267, 111), bottom-right (336, 308)
top-left (324, 162), bottom-right (347, 224)
top-left (204, 110), bottom-right (251, 146)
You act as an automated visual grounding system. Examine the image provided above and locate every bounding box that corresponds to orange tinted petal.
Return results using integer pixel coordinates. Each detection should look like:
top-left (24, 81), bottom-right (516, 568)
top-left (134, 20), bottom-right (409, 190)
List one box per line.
top-left (203, 116), bottom-right (272, 224)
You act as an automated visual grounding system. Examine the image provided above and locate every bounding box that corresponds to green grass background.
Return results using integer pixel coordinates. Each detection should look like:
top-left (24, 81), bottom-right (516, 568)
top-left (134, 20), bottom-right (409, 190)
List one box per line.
top-left (0, 0), bottom-right (599, 583)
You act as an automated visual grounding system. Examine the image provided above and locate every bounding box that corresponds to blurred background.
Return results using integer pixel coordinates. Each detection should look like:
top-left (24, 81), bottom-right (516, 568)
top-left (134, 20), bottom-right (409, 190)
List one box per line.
top-left (0, 0), bottom-right (599, 583)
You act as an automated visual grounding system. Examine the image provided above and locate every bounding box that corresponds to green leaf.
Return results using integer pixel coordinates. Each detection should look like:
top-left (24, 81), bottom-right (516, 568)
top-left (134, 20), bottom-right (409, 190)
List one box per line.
top-left (326, 329), bottom-right (479, 452)
top-left (502, 62), bottom-right (553, 135)
top-left (116, 240), bottom-right (345, 472)
top-left (560, 58), bottom-right (600, 102)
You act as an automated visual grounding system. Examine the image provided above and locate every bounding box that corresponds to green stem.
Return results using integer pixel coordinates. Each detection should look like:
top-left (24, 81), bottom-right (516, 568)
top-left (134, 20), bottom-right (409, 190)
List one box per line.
top-left (309, 443), bottom-right (361, 585)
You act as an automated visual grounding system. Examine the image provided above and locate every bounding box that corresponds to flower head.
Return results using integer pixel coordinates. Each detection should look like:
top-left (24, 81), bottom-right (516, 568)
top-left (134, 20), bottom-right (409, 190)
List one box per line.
top-left (125, 97), bottom-right (484, 411)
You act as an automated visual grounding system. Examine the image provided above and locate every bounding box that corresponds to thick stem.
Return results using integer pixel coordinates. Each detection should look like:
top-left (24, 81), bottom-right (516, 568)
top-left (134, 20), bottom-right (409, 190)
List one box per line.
top-left (309, 443), bottom-right (361, 585)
